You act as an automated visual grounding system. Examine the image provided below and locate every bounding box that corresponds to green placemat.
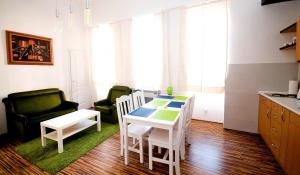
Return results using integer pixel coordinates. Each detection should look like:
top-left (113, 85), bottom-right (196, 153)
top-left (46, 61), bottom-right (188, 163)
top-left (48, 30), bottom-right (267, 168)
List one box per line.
top-left (174, 96), bottom-right (188, 101)
top-left (148, 99), bottom-right (168, 107)
top-left (151, 110), bottom-right (180, 121)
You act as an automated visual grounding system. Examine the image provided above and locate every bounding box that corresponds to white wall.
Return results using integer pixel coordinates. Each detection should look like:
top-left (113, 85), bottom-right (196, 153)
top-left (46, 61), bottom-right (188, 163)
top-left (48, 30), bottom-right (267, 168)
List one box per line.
top-left (228, 0), bottom-right (300, 64)
top-left (224, 0), bottom-right (300, 133)
top-left (0, 0), bottom-right (86, 134)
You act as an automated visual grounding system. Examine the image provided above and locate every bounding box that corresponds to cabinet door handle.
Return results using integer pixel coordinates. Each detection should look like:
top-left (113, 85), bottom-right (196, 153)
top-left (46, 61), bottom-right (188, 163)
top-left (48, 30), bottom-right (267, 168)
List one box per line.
top-left (271, 143), bottom-right (278, 149)
top-left (281, 111), bottom-right (285, 122)
top-left (267, 110), bottom-right (270, 118)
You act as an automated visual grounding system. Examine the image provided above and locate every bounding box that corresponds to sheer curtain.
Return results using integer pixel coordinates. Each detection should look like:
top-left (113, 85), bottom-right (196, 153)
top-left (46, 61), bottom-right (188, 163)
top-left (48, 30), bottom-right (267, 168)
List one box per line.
top-left (90, 24), bottom-right (116, 99)
top-left (131, 14), bottom-right (163, 90)
top-left (90, 20), bottom-right (134, 99)
top-left (184, 1), bottom-right (227, 93)
top-left (112, 19), bottom-right (134, 87)
top-left (183, 0), bottom-right (227, 122)
top-left (90, 15), bottom-right (164, 96)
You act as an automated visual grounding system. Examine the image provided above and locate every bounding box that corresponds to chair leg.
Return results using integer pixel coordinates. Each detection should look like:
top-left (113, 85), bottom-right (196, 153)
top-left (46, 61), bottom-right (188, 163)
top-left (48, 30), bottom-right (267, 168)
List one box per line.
top-left (175, 149), bottom-right (181, 175)
top-left (158, 146), bottom-right (162, 154)
top-left (139, 136), bottom-right (143, 163)
top-left (120, 135), bottom-right (124, 156)
top-left (149, 142), bottom-right (153, 170)
top-left (187, 126), bottom-right (191, 145)
top-left (180, 136), bottom-right (185, 160)
top-left (133, 138), bottom-right (136, 145)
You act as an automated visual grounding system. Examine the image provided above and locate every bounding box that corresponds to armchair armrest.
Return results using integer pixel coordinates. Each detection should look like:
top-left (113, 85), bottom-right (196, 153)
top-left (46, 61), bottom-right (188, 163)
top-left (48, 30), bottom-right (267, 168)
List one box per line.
top-left (94, 99), bottom-right (109, 107)
top-left (61, 101), bottom-right (79, 110)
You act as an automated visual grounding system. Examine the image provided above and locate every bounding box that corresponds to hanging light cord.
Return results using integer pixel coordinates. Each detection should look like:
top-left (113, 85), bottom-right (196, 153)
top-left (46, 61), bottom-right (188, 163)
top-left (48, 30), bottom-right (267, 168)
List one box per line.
top-left (85, 0), bottom-right (89, 10)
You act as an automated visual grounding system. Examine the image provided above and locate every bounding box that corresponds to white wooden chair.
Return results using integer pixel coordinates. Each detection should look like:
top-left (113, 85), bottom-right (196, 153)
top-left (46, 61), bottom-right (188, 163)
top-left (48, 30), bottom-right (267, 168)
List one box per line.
top-left (185, 95), bottom-right (195, 144)
top-left (116, 95), bottom-right (151, 163)
top-left (132, 91), bottom-right (146, 110)
top-left (148, 101), bottom-right (189, 175)
top-left (176, 95), bottom-right (195, 161)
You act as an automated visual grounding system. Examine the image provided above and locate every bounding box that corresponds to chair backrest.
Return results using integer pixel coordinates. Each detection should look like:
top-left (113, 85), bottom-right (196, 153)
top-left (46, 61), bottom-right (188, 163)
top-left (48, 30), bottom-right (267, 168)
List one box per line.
top-left (108, 86), bottom-right (132, 104)
top-left (186, 95), bottom-right (195, 125)
top-left (132, 91), bottom-right (145, 110)
top-left (116, 95), bottom-right (134, 134)
top-left (132, 89), bottom-right (160, 103)
top-left (175, 99), bottom-right (190, 146)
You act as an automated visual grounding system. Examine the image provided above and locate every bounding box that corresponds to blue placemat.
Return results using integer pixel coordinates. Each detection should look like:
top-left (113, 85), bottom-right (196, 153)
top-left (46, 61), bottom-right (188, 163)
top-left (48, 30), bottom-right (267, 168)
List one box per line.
top-left (128, 107), bottom-right (156, 117)
top-left (156, 95), bottom-right (174, 99)
top-left (167, 101), bottom-right (185, 108)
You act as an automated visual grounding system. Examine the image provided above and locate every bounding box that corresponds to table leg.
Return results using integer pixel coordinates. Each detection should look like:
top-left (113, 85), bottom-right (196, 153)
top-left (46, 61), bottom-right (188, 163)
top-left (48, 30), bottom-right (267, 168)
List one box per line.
top-left (169, 128), bottom-right (173, 175)
top-left (57, 129), bottom-right (63, 153)
top-left (41, 125), bottom-right (46, 147)
top-left (124, 118), bottom-right (128, 165)
top-left (97, 113), bottom-right (101, 132)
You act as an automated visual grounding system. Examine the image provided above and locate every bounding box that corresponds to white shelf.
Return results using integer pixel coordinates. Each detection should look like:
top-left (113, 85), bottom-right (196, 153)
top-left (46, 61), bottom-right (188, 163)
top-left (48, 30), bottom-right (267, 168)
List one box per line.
top-left (44, 120), bottom-right (97, 141)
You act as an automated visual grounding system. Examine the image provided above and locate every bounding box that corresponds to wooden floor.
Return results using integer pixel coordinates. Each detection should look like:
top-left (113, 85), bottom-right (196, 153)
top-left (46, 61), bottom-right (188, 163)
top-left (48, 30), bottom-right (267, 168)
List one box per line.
top-left (0, 120), bottom-right (285, 175)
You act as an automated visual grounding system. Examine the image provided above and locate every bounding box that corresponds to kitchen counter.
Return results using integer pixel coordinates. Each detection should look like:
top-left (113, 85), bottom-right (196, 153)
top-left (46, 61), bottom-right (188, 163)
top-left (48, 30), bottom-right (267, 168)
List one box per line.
top-left (259, 91), bottom-right (300, 115)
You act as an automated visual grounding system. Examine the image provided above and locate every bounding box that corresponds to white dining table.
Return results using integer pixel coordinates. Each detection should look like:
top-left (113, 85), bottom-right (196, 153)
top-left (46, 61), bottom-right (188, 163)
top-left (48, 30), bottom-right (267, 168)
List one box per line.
top-left (123, 95), bottom-right (189, 175)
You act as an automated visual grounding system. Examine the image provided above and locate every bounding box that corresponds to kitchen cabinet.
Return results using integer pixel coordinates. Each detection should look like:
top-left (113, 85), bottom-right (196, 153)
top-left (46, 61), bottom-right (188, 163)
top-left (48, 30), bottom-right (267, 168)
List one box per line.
top-left (285, 112), bottom-right (300, 175)
top-left (258, 94), bottom-right (299, 174)
top-left (278, 107), bottom-right (290, 168)
top-left (258, 96), bottom-right (271, 145)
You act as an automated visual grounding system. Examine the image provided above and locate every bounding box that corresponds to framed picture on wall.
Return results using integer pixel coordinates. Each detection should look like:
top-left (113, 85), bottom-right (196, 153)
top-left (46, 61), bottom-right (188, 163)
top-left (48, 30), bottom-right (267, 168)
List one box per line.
top-left (6, 30), bottom-right (53, 65)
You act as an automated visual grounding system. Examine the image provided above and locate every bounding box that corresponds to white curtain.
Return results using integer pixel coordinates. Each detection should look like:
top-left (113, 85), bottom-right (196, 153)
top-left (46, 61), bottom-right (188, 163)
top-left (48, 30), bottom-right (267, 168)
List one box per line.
top-left (183, 0), bottom-right (227, 123)
top-left (90, 24), bottom-right (116, 99)
top-left (131, 14), bottom-right (163, 90)
top-left (112, 19), bottom-right (134, 87)
top-left (184, 1), bottom-right (227, 93)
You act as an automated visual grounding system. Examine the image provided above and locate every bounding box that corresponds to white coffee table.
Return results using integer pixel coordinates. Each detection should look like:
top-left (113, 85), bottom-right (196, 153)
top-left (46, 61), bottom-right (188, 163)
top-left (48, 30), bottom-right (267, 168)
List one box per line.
top-left (40, 109), bottom-right (101, 153)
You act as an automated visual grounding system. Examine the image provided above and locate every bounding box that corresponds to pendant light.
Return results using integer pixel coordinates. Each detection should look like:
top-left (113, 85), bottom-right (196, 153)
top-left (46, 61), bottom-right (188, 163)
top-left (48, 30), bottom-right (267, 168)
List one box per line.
top-left (84, 0), bottom-right (91, 26)
top-left (67, 0), bottom-right (74, 29)
top-left (55, 0), bottom-right (63, 33)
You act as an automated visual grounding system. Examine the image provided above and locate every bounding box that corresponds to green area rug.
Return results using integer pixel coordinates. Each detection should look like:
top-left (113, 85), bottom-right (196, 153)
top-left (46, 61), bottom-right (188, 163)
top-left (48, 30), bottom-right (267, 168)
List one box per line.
top-left (15, 122), bottom-right (119, 175)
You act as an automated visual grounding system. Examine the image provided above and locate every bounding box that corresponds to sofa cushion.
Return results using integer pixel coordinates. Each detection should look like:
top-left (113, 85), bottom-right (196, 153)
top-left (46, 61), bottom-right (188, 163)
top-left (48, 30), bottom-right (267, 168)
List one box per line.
top-left (29, 108), bottom-right (76, 123)
top-left (95, 105), bottom-right (112, 114)
top-left (13, 93), bottom-right (62, 115)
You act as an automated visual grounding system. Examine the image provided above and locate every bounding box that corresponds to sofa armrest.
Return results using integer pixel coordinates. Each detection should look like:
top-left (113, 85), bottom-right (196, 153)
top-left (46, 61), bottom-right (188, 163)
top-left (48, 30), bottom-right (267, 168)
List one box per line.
top-left (2, 97), bottom-right (16, 113)
top-left (61, 101), bottom-right (79, 110)
top-left (11, 112), bottom-right (28, 125)
top-left (94, 99), bottom-right (109, 107)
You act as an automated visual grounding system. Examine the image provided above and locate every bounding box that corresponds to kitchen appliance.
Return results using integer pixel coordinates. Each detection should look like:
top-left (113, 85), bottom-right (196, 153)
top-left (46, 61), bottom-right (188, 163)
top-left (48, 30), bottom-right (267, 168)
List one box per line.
top-left (288, 80), bottom-right (298, 95)
top-left (297, 89), bottom-right (300, 99)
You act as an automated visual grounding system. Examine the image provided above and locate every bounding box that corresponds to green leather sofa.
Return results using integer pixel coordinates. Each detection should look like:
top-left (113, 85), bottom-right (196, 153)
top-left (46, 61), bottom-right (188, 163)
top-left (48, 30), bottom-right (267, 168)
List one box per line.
top-left (94, 85), bottom-right (132, 124)
top-left (2, 88), bottom-right (79, 141)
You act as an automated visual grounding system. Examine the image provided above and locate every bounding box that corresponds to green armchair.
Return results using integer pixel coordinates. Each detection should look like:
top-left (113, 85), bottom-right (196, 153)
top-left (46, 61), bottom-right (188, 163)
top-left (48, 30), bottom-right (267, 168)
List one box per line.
top-left (94, 85), bottom-right (132, 123)
top-left (2, 88), bottom-right (78, 141)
